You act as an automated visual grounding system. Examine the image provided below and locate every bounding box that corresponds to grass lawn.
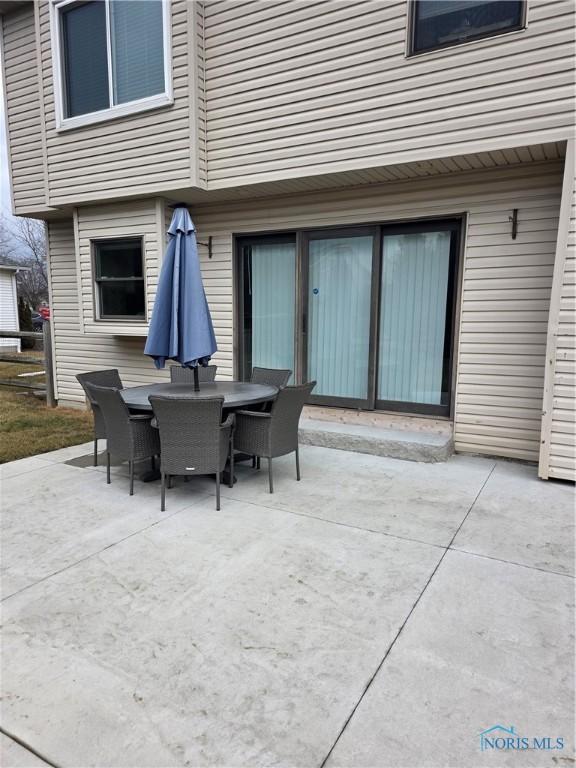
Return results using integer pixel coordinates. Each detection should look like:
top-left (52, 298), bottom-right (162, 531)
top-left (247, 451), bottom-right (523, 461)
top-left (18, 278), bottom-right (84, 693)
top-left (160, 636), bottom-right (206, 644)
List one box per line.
top-left (0, 359), bottom-right (93, 464)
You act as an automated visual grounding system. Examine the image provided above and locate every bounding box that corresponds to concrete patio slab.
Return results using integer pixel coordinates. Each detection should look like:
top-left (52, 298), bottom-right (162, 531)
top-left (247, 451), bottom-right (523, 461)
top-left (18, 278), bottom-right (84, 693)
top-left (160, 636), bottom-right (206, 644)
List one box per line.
top-left (216, 447), bottom-right (496, 546)
top-left (326, 549), bottom-right (575, 768)
top-left (452, 461), bottom-right (575, 576)
top-left (2, 496), bottom-right (443, 768)
top-left (0, 734), bottom-right (51, 768)
top-left (0, 455), bottom-right (53, 481)
top-left (29, 440), bottom-right (96, 464)
top-left (1, 461), bottom-right (211, 599)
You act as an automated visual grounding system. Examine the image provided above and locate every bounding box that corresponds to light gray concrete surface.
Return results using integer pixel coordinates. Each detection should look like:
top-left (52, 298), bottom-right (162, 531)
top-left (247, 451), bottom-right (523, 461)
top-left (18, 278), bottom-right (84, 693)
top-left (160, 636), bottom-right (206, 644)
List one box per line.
top-left (214, 446), bottom-right (496, 547)
top-left (0, 444), bottom-right (573, 768)
top-left (452, 460), bottom-right (575, 576)
top-left (299, 418), bottom-right (454, 462)
top-left (325, 550), bottom-right (575, 768)
top-left (0, 734), bottom-right (51, 767)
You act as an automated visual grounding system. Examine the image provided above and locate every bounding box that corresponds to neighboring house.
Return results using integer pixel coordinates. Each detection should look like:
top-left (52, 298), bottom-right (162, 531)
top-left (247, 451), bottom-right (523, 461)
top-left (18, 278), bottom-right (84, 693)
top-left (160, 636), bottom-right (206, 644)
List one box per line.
top-left (0, 262), bottom-right (21, 353)
top-left (0, 0), bottom-right (574, 480)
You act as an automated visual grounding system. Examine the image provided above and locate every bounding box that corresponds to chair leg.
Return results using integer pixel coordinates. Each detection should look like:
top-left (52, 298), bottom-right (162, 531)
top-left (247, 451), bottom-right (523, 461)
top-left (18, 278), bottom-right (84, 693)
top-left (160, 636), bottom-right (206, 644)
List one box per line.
top-left (251, 455), bottom-right (256, 468)
top-left (161, 472), bottom-right (166, 512)
top-left (106, 452), bottom-right (111, 484)
top-left (168, 475), bottom-right (173, 489)
top-left (268, 457), bottom-right (274, 494)
top-left (94, 438), bottom-right (98, 467)
top-left (295, 444), bottom-right (301, 481)
top-left (129, 460), bottom-right (134, 496)
top-left (256, 457), bottom-right (261, 470)
top-left (229, 439), bottom-right (234, 489)
top-left (150, 455), bottom-right (155, 472)
top-left (216, 472), bottom-right (221, 511)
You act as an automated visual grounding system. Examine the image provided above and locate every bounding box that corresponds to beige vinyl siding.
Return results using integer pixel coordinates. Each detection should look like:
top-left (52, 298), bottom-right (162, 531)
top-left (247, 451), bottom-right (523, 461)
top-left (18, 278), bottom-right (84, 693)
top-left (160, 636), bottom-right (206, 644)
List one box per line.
top-left (47, 218), bottom-right (173, 406)
top-left (48, 161), bottom-right (562, 461)
top-left (539, 142), bottom-right (576, 480)
top-left (190, 161), bottom-right (563, 460)
top-left (35, 0), bottom-right (195, 208)
top-left (1, 5), bottom-right (47, 214)
top-left (75, 200), bottom-right (166, 336)
top-left (203, 0), bottom-right (575, 187)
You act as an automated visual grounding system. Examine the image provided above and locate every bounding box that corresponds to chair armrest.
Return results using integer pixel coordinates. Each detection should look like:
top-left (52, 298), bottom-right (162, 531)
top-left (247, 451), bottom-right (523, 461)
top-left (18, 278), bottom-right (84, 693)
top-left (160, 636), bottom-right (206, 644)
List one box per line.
top-left (221, 413), bottom-right (235, 430)
top-left (235, 410), bottom-right (271, 419)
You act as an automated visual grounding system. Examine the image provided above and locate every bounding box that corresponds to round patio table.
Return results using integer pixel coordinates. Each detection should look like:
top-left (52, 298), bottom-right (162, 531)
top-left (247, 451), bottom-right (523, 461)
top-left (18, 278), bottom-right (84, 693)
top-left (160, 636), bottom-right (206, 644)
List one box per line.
top-left (121, 381), bottom-right (278, 412)
top-left (121, 381), bottom-right (278, 485)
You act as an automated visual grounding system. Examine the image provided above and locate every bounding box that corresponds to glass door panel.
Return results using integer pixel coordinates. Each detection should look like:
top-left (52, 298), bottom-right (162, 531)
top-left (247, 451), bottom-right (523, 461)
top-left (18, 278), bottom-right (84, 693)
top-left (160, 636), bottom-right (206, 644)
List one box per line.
top-left (307, 234), bottom-right (374, 405)
top-left (240, 238), bottom-right (296, 379)
top-left (378, 230), bottom-right (453, 410)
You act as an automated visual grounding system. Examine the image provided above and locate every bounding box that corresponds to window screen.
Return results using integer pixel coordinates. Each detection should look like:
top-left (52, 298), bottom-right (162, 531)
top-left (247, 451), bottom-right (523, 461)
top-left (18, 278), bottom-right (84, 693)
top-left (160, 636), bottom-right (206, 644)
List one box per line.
top-left (61, 2), bottom-right (109, 118)
top-left (59, 0), bottom-right (166, 120)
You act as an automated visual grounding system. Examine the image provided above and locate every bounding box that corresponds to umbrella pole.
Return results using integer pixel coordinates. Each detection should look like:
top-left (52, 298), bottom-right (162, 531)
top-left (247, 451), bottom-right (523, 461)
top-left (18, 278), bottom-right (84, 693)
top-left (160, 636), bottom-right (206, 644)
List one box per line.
top-left (193, 366), bottom-right (200, 392)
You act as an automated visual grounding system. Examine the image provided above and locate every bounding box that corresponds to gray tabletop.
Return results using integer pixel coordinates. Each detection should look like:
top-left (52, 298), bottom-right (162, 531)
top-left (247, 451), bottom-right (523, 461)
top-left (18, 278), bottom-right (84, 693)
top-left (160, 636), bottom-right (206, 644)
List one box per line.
top-left (121, 381), bottom-right (278, 412)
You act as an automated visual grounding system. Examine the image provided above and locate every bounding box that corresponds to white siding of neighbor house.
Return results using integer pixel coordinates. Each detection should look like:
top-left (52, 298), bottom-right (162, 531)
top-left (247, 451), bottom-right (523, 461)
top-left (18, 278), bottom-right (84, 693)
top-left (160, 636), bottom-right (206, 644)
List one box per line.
top-left (49, 161), bottom-right (563, 462)
top-left (203, 0), bottom-right (575, 187)
top-left (0, 269), bottom-right (20, 352)
top-left (539, 141), bottom-right (576, 481)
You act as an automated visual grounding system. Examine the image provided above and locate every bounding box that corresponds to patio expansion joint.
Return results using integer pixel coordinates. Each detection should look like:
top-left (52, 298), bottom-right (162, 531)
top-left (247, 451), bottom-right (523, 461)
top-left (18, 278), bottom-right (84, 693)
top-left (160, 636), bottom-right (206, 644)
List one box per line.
top-left (0, 494), bottom-right (214, 604)
top-left (448, 545), bottom-right (576, 580)
top-left (223, 494), bottom-right (449, 553)
top-left (0, 726), bottom-right (60, 768)
top-left (318, 460), bottom-right (498, 768)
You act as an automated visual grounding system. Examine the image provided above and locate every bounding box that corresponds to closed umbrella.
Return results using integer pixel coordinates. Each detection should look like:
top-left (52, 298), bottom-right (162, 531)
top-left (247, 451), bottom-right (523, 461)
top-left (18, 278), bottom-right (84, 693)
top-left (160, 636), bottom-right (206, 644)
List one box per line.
top-left (144, 205), bottom-right (217, 391)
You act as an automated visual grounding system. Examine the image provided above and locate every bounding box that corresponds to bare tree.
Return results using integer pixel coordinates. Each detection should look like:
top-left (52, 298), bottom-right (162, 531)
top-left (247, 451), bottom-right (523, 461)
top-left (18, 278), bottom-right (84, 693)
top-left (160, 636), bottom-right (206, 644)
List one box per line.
top-left (0, 214), bottom-right (48, 309)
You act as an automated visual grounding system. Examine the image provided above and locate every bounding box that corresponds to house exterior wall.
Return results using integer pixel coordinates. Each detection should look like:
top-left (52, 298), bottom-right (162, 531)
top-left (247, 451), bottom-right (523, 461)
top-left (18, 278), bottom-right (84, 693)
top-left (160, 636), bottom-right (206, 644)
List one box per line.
top-left (1, 4), bottom-right (49, 215)
top-left (539, 140), bottom-right (576, 480)
top-left (74, 199), bottom-right (167, 337)
top-left (49, 161), bottom-right (563, 461)
top-left (1, 0), bottom-right (203, 216)
top-left (2, 1), bottom-right (574, 215)
top-left (203, 0), bottom-right (575, 188)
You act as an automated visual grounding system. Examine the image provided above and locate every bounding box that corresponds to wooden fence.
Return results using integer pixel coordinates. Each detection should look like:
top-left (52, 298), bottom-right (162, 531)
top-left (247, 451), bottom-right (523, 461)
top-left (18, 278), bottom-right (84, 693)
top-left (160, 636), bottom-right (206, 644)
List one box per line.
top-left (0, 321), bottom-right (55, 407)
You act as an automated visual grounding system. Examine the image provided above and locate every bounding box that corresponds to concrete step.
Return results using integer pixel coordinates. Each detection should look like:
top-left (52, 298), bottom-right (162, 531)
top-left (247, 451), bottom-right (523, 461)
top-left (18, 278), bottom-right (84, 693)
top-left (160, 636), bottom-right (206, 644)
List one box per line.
top-left (299, 418), bottom-right (454, 463)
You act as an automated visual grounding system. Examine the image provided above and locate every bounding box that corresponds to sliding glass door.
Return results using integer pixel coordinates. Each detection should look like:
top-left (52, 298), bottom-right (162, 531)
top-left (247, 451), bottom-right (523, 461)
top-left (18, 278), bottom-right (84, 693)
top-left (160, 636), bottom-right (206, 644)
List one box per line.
top-left (237, 220), bottom-right (459, 416)
top-left (238, 236), bottom-right (296, 379)
top-left (304, 230), bottom-right (377, 407)
top-left (377, 224), bottom-right (457, 414)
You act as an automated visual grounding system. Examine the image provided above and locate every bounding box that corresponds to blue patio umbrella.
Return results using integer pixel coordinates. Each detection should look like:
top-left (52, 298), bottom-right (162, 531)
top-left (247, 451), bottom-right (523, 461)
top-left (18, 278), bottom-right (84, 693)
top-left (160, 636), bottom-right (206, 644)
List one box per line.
top-left (144, 205), bottom-right (217, 391)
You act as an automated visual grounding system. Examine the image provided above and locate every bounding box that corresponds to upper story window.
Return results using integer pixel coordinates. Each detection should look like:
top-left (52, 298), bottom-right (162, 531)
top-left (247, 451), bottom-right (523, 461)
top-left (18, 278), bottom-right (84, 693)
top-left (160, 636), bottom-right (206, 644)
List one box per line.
top-left (93, 238), bottom-right (146, 321)
top-left (409, 0), bottom-right (526, 55)
top-left (51, 0), bottom-right (172, 131)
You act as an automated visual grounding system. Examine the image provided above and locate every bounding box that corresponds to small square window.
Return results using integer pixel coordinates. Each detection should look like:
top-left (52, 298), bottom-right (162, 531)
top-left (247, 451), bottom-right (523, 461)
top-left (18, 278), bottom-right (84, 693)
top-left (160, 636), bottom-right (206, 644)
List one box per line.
top-left (94, 239), bottom-right (146, 321)
top-left (409, 0), bottom-right (526, 55)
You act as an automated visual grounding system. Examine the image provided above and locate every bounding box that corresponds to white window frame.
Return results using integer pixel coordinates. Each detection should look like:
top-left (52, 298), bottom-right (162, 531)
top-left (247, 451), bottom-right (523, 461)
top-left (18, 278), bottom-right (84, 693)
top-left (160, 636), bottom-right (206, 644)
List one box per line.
top-left (92, 236), bottom-right (148, 322)
top-left (50, 0), bottom-right (172, 132)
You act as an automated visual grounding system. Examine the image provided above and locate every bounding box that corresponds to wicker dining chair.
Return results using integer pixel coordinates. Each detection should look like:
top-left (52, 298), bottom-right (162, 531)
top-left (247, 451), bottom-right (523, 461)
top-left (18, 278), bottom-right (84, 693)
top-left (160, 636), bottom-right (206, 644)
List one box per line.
top-left (149, 395), bottom-right (234, 512)
top-left (76, 369), bottom-right (123, 466)
top-left (86, 383), bottom-right (160, 496)
top-left (234, 381), bottom-right (316, 493)
top-left (250, 367), bottom-right (291, 388)
top-left (170, 365), bottom-right (217, 384)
